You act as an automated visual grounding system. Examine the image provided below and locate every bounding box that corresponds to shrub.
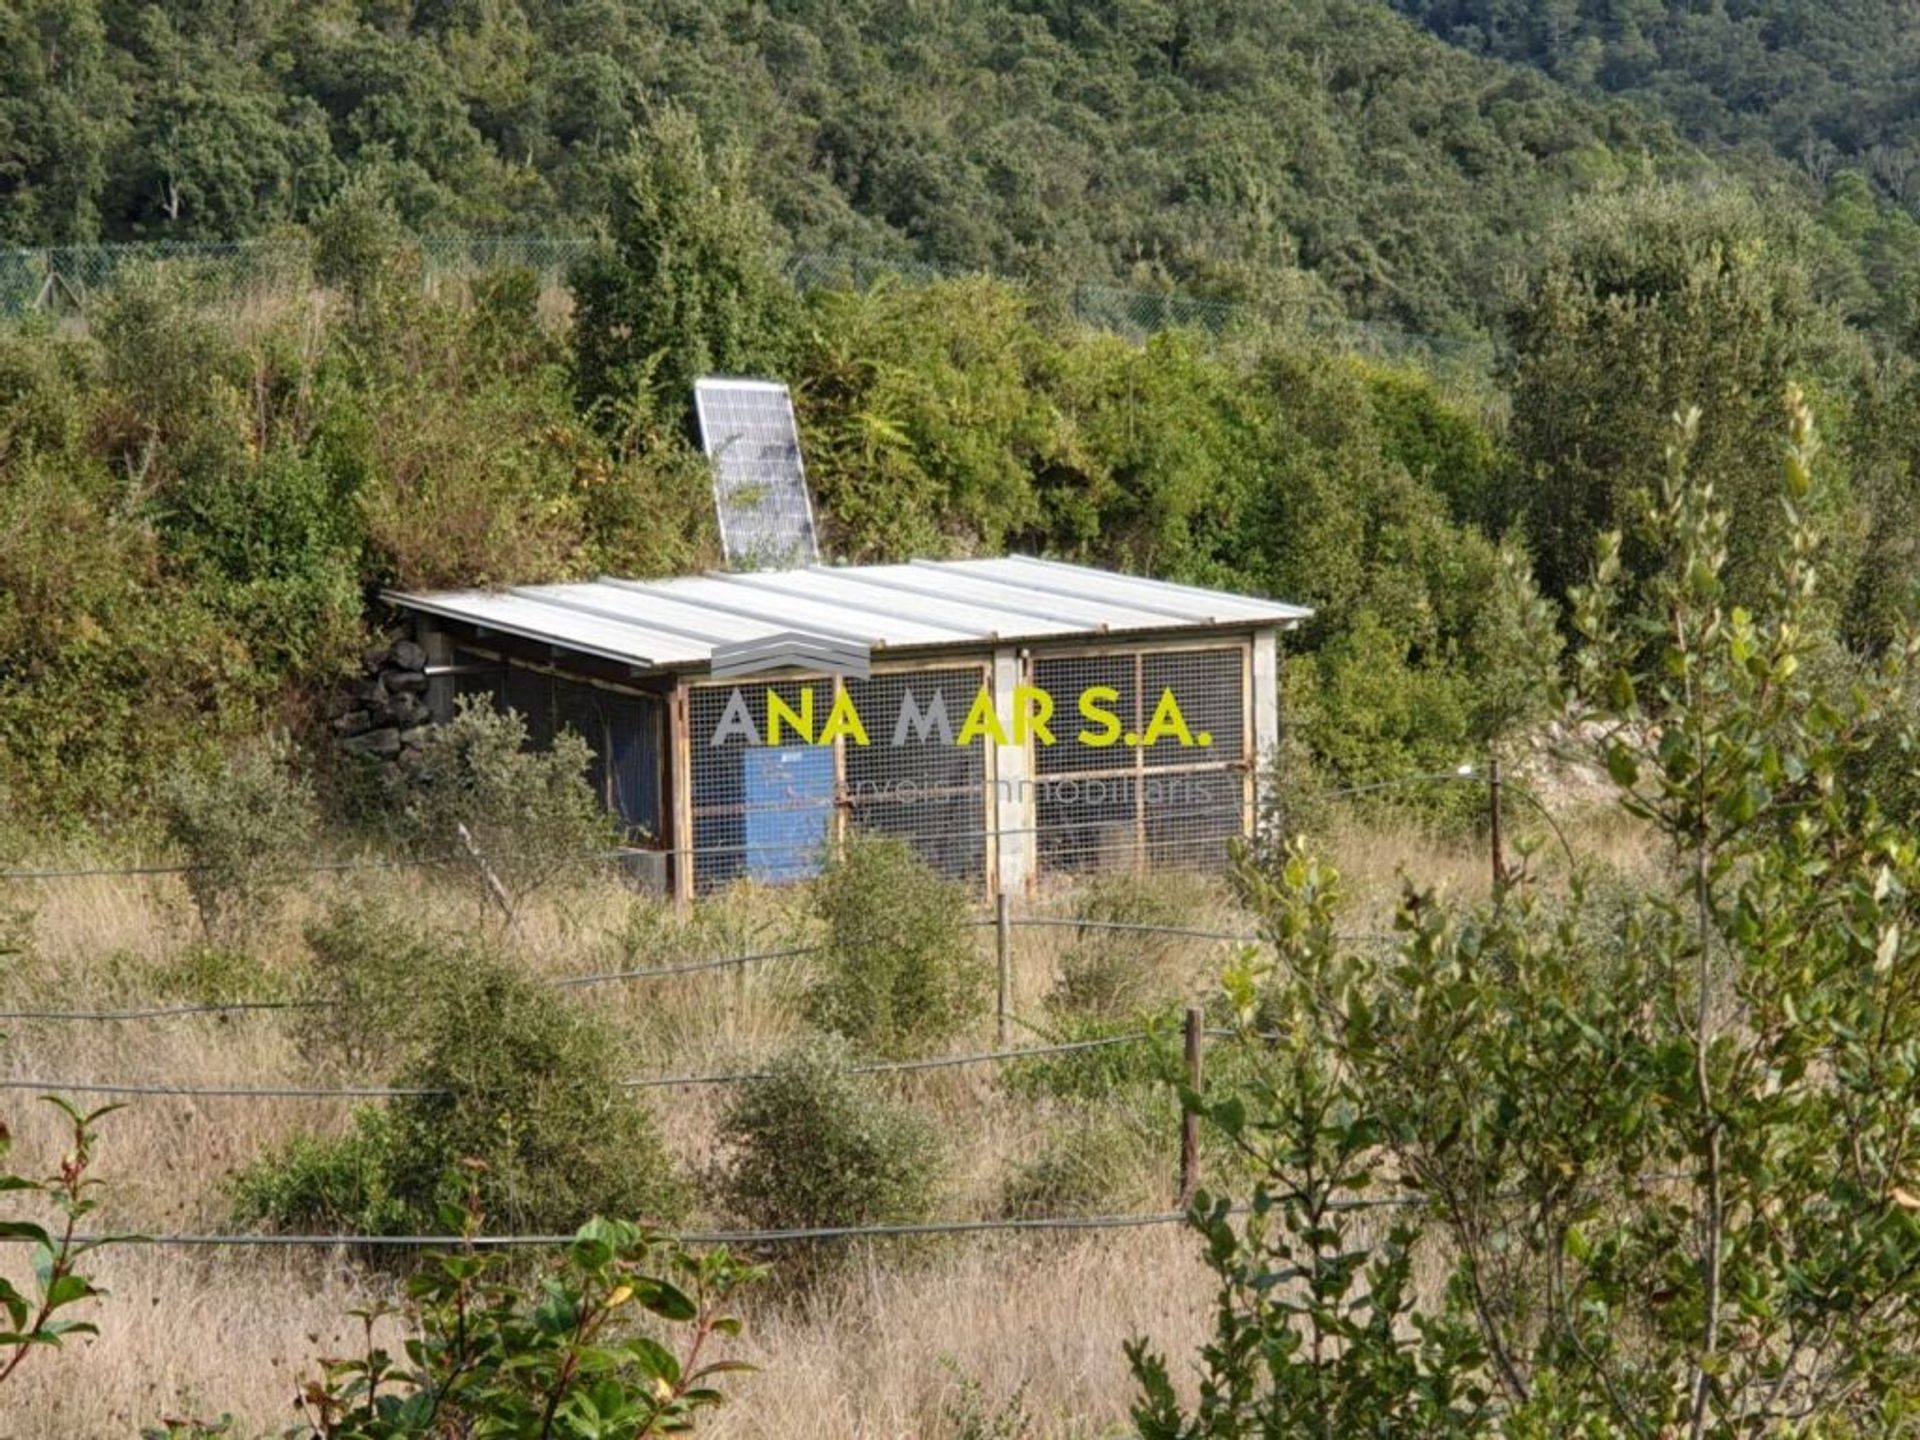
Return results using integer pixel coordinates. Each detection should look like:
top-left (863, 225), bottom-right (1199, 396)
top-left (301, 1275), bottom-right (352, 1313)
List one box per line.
top-left (804, 832), bottom-right (985, 1057)
top-left (242, 918), bottom-right (683, 1235)
top-left (229, 1106), bottom-right (409, 1237)
top-left (159, 733), bottom-right (319, 941)
top-left (292, 1215), bottom-right (759, 1439)
top-left (297, 897), bottom-right (458, 1071)
top-left (716, 1038), bottom-right (940, 1232)
top-left (152, 942), bottom-right (283, 1006)
top-left (403, 696), bottom-right (613, 921)
top-left (0, 1099), bottom-right (117, 1392)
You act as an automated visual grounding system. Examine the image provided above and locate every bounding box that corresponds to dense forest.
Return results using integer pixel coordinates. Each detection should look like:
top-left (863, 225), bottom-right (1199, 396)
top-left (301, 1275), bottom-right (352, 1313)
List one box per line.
top-left (0, 0), bottom-right (1736, 332)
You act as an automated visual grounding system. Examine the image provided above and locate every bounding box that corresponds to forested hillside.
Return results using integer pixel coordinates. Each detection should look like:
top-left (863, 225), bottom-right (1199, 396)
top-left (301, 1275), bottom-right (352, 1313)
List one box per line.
top-left (1388, 0), bottom-right (1920, 192)
top-left (4, 0), bottom-right (1707, 330)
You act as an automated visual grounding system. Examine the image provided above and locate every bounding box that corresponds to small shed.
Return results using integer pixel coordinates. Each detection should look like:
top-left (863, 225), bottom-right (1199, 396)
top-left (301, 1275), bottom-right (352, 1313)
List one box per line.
top-left (383, 557), bottom-right (1310, 899)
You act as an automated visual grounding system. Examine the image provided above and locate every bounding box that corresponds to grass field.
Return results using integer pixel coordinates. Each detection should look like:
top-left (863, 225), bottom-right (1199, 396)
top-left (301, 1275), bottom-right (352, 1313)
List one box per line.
top-left (0, 814), bottom-right (1528, 1438)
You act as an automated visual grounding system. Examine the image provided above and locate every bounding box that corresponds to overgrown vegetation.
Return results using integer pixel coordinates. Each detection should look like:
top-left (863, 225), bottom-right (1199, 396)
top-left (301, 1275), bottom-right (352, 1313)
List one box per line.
top-left (159, 733), bottom-right (318, 942)
top-left (292, 1209), bottom-right (759, 1439)
top-left (238, 908), bottom-right (682, 1236)
top-left (402, 697), bottom-right (613, 921)
top-left (1136, 400), bottom-right (1920, 1434)
top-left (715, 1038), bottom-right (941, 1234)
top-left (804, 833), bottom-right (986, 1058)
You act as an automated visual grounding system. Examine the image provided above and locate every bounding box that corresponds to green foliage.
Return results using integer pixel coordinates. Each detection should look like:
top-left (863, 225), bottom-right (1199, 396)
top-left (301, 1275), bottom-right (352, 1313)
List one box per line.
top-left (241, 912), bottom-right (682, 1236)
top-left (159, 733), bottom-right (319, 941)
top-left (569, 109), bottom-right (798, 434)
top-left (291, 1212), bottom-right (759, 1438)
top-left (230, 1108), bottom-right (410, 1242)
top-left (310, 174), bottom-right (405, 306)
top-left (715, 1038), bottom-right (940, 1232)
top-left (1144, 397), bottom-right (1920, 1433)
top-left (0, 1098), bottom-right (119, 1391)
top-left (804, 833), bottom-right (986, 1058)
top-left (1505, 186), bottom-right (1859, 609)
top-left (2, 1), bottom-right (1702, 336)
top-left (403, 697), bottom-right (612, 921)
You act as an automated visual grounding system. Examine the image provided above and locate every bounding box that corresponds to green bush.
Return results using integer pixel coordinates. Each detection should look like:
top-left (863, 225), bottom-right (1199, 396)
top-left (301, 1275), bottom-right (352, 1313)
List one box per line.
top-left (151, 942), bottom-right (283, 1006)
top-left (290, 1216), bottom-right (759, 1438)
top-left (716, 1038), bottom-right (940, 1231)
top-left (403, 696), bottom-right (613, 920)
top-left (229, 1105), bottom-right (409, 1237)
top-left (241, 915), bottom-right (683, 1235)
top-left (804, 832), bottom-right (986, 1057)
top-left (296, 898), bottom-right (457, 1071)
top-left (159, 733), bottom-right (319, 941)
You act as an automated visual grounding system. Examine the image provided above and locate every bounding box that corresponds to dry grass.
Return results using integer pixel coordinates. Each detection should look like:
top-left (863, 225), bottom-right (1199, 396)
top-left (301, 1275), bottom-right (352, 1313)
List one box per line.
top-left (0, 811), bottom-right (1631, 1438)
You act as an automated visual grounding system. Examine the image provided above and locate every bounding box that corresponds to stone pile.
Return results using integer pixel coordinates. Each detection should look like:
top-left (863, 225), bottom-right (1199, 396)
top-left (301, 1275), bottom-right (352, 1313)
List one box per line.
top-left (332, 638), bottom-right (436, 766)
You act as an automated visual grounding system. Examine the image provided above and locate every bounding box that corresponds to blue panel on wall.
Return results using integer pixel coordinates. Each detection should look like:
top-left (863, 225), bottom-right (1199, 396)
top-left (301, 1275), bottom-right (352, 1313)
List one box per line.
top-left (743, 745), bottom-right (833, 882)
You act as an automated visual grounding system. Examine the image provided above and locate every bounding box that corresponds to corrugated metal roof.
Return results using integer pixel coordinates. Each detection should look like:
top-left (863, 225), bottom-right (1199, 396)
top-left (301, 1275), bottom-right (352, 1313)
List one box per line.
top-left (383, 557), bottom-right (1311, 673)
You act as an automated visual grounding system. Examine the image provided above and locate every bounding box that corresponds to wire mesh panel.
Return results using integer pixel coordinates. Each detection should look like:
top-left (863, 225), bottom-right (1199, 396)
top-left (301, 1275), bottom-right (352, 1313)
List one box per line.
top-left (689, 679), bottom-right (835, 894)
top-left (1031, 645), bottom-right (1247, 876)
top-left (842, 666), bottom-right (991, 884)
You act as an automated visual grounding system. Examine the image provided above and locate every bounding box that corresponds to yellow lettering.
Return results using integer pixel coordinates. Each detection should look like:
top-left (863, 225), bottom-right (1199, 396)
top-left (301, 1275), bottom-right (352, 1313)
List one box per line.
top-left (817, 686), bottom-right (869, 746)
top-left (1140, 687), bottom-right (1196, 748)
top-left (1013, 685), bottom-right (1055, 745)
top-left (956, 686), bottom-right (1008, 746)
top-left (1077, 685), bottom-right (1123, 747)
top-left (766, 687), bottom-right (815, 745)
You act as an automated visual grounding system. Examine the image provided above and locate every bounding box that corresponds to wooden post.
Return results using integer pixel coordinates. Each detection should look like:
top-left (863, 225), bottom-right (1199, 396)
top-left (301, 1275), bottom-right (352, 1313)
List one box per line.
top-left (996, 891), bottom-right (1012, 1047)
top-left (1489, 754), bottom-right (1506, 892)
top-left (1178, 1005), bottom-right (1204, 1207)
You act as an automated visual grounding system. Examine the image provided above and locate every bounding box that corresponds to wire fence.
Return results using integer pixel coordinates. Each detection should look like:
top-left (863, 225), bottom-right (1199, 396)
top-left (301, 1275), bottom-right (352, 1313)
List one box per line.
top-left (9, 1199), bottom-right (1473, 1252)
top-left (0, 234), bottom-right (1496, 367)
top-left (0, 763), bottom-right (1525, 1027)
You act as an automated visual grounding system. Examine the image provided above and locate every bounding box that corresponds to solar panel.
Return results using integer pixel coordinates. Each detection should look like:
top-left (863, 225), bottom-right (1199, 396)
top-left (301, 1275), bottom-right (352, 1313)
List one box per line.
top-left (694, 377), bottom-right (821, 568)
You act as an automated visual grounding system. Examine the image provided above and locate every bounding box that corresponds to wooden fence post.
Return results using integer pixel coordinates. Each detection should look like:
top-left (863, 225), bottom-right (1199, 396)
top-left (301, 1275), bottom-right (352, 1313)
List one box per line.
top-left (1179, 1005), bottom-right (1204, 1207)
top-left (1489, 754), bottom-right (1506, 892)
top-left (996, 890), bottom-right (1012, 1047)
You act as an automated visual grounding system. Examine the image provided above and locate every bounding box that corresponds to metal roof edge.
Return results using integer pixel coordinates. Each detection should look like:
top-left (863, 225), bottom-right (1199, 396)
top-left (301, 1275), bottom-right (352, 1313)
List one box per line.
top-left (381, 590), bottom-right (660, 670)
top-left (995, 554), bottom-right (1314, 619)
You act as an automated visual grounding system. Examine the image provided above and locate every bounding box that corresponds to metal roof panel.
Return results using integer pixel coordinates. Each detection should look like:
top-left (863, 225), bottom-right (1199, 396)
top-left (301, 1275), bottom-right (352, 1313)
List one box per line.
top-left (383, 557), bottom-right (1311, 674)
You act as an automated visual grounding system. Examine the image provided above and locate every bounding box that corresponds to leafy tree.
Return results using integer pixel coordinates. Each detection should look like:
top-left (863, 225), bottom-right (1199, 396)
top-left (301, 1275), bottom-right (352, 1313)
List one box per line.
top-left (0, 1), bottom-right (118, 244)
top-left (403, 696), bottom-right (613, 921)
top-left (1143, 394), bottom-right (1920, 1433)
top-left (1504, 186), bottom-right (1856, 609)
top-left (569, 108), bottom-right (798, 430)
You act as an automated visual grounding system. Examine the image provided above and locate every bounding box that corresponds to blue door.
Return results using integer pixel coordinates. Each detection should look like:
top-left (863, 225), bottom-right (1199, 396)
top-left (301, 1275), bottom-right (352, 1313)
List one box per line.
top-left (743, 745), bottom-right (834, 882)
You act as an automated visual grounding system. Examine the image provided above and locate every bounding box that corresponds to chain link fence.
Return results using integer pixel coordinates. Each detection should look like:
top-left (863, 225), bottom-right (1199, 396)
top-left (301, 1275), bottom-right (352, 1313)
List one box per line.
top-left (0, 233), bottom-right (1493, 366)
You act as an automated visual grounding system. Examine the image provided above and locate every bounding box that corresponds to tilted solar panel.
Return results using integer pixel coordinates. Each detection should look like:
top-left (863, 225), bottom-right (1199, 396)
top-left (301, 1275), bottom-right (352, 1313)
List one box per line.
top-left (694, 377), bottom-right (821, 568)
